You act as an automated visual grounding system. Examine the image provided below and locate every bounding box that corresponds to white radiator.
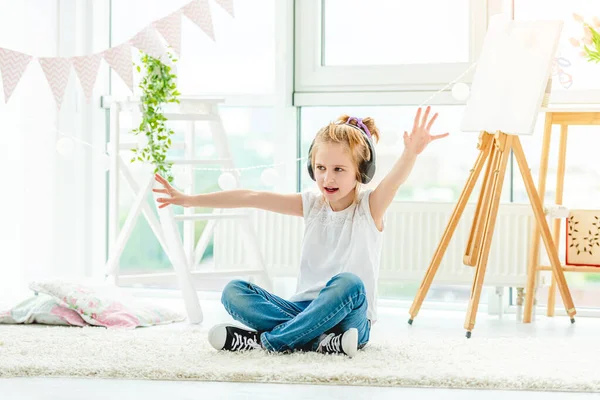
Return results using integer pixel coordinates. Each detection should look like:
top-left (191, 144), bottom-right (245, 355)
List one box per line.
top-left (214, 202), bottom-right (536, 287)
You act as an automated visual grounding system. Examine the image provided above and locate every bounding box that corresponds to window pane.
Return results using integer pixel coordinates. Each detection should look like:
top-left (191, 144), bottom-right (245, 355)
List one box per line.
top-left (111, 0), bottom-right (275, 97)
top-left (322, 0), bottom-right (470, 66)
top-left (515, 0), bottom-right (600, 92)
top-left (118, 106), bottom-right (277, 274)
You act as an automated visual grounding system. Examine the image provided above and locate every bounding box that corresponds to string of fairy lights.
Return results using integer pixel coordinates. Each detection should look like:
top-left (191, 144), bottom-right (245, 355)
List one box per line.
top-left (55, 63), bottom-right (476, 190)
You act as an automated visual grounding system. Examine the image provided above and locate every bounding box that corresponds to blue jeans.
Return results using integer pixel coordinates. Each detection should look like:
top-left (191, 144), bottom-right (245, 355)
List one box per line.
top-left (221, 272), bottom-right (371, 352)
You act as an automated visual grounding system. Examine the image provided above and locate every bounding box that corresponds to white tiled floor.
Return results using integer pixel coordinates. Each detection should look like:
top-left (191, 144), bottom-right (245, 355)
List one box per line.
top-left (1, 289), bottom-right (599, 399)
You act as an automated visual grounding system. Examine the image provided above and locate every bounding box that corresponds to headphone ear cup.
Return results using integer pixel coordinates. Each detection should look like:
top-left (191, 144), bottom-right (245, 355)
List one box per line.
top-left (307, 141), bottom-right (316, 181)
top-left (359, 137), bottom-right (377, 184)
top-left (307, 161), bottom-right (315, 181)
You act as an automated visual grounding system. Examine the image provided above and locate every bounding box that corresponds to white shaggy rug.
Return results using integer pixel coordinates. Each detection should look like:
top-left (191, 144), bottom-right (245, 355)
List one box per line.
top-left (0, 324), bottom-right (599, 392)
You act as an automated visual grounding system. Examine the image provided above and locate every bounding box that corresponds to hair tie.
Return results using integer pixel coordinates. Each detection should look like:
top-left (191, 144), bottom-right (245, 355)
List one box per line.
top-left (345, 117), bottom-right (372, 138)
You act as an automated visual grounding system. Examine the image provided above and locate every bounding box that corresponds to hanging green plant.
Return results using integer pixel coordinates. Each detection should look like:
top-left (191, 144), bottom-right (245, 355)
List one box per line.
top-left (131, 50), bottom-right (181, 183)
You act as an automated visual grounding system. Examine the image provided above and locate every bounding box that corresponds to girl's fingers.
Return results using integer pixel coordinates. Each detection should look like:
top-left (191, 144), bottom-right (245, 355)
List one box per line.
top-left (432, 133), bottom-right (450, 140)
top-left (412, 108), bottom-right (421, 133)
top-left (155, 174), bottom-right (172, 188)
top-left (152, 188), bottom-right (168, 194)
top-left (426, 112), bottom-right (438, 132)
top-left (420, 106), bottom-right (431, 128)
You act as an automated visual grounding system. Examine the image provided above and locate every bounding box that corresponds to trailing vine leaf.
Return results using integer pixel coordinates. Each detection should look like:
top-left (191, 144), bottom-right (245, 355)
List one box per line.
top-left (131, 50), bottom-right (180, 183)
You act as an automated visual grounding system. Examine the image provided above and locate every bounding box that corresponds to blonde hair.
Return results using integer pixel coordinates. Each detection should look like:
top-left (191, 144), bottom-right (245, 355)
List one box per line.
top-left (309, 115), bottom-right (381, 202)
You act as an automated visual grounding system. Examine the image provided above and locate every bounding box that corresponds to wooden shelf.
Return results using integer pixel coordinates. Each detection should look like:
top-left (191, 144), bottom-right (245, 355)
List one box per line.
top-left (538, 265), bottom-right (600, 273)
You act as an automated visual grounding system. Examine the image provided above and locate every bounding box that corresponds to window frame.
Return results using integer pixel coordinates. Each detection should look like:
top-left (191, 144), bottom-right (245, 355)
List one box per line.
top-left (294, 0), bottom-right (489, 101)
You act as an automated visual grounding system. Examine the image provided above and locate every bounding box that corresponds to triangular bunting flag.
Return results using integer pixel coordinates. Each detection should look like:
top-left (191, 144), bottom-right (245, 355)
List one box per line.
top-left (215, 0), bottom-right (234, 17)
top-left (38, 57), bottom-right (72, 110)
top-left (72, 53), bottom-right (102, 102)
top-left (103, 43), bottom-right (134, 92)
top-left (130, 26), bottom-right (169, 62)
top-left (0, 48), bottom-right (33, 103)
top-left (153, 10), bottom-right (183, 56)
top-left (183, 0), bottom-right (215, 41)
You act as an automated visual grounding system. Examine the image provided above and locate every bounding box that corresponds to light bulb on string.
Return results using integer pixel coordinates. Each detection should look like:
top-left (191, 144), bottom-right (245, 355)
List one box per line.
top-left (55, 130), bottom-right (111, 172)
top-left (218, 172), bottom-right (237, 190)
top-left (261, 168), bottom-right (279, 187)
top-left (451, 82), bottom-right (470, 101)
top-left (173, 165), bottom-right (192, 189)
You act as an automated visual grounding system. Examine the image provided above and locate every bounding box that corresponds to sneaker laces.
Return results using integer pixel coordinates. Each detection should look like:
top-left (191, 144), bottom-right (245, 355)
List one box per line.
top-left (317, 333), bottom-right (342, 354)
top-left (231, 332), bottom-right (261, 351)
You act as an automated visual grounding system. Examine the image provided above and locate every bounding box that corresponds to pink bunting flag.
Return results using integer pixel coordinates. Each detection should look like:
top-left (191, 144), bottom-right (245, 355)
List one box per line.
top-left (215, 0), bottom-right (234, 17)
top-left (103, 43), bottom-right (134, 92)
top-left (130, 26), bottom-right (169, 62)
top-left (72, 53), bottom-right (102, 102)
top-left (153, 10), bottom-right (183, 56)
top-left (38, 57), bottom-right (72, 110)
top-left (0, 48), bottom-right (33, 103)
top-left (183, 0), bottom-right (215, 41)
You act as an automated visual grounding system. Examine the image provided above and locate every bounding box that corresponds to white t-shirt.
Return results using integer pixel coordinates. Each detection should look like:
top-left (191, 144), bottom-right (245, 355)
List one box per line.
top-left (289, 189), bottom-right (384, 322)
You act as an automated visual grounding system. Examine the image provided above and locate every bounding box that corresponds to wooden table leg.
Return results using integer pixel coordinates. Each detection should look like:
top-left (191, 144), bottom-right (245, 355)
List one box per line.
top-left (523, 113), bottom-right (553, 323)
top-left (547, 124), bottom-right (569, 317)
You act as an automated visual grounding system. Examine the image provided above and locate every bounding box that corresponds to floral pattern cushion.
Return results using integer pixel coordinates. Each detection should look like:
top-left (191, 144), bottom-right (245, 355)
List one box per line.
top-left (0, 293), bottom-right (87, 326)
top-left (28, 280), bottom-right (185, 329)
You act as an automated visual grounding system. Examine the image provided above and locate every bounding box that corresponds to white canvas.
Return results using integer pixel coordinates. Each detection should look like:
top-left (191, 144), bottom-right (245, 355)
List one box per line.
top-left (461, 15), bottom-right (563, 135)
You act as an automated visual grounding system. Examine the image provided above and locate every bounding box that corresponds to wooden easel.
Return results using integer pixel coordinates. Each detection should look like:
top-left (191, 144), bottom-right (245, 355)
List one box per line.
top-left (407, 130), bottom-right (576, 338)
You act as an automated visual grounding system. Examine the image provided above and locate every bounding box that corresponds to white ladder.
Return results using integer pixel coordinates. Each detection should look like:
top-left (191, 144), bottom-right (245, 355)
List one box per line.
top-left (104, 97), bottom-right (272, 324)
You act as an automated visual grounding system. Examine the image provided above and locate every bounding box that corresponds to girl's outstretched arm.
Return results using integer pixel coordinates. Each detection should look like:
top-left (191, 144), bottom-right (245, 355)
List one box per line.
top-left (153, 174), bottom-right (303, 217)
top-left (370, 106), bottom-right (449, 224)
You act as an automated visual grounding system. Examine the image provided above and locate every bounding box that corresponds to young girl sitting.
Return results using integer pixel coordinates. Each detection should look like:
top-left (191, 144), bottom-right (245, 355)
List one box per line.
top-left (154, 106), bottom-right (447, 357)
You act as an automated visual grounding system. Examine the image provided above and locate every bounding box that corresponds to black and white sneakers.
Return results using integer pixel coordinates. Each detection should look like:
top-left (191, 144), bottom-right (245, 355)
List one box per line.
top-left (209, 324), bottom-right (359, 357)
top-left (208, 323), bottom-right (262, 352)
top-left (316, 328), bottom-right (358, 357)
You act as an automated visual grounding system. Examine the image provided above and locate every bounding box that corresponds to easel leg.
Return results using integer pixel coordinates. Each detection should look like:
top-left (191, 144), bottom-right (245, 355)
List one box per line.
top-left (513, 137), bottom-right (576, 323)
top-left (408, 133), bottom-right (494, 324)
top-left (523, 114), bottom-right (553, 322)
top-left (464, 134), bottom-right (512, 337)
top-left (547, 124), bottom-right (568, 317)
top-left (464, 136), bottom-right (499, 266)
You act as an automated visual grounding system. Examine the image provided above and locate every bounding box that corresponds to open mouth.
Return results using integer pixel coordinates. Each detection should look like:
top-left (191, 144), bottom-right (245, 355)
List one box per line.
top-left (324, 187), bottom-right (339, 194)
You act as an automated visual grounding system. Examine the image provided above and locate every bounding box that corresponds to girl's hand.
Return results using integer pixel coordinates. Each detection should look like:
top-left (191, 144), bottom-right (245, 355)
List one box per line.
top-left (153, 174), bottom-right (189, 209)
top-left (403, 106), bottom-right (449, 156)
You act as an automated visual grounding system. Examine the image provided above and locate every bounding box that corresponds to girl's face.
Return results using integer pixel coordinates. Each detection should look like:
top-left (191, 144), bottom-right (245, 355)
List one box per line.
top-left (313, 142), bottom-right (358, 211)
